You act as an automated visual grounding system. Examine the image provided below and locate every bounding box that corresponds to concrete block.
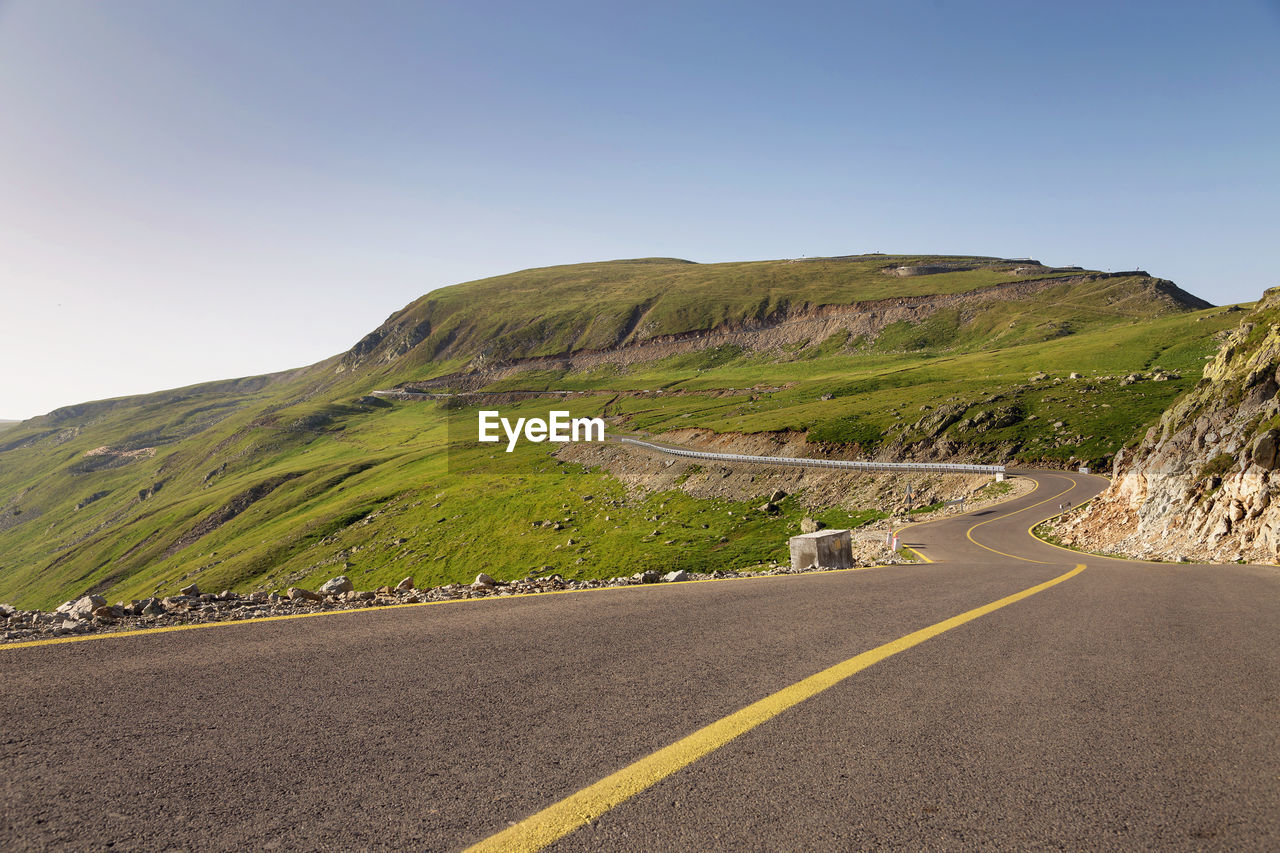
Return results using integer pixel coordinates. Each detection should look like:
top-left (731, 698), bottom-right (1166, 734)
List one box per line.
top-left (789, 529), bottom-right (853, 571)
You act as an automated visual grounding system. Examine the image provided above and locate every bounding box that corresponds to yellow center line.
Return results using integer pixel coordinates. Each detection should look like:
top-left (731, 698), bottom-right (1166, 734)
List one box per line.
top-left (0, 563), bottom-right (898, 653)
top-left (895, 474), bottom-right (1044, 564)
top-left (465, 563), bottom-right (1088, 853)
top-left (964, 474), bottom-right (1079, 564)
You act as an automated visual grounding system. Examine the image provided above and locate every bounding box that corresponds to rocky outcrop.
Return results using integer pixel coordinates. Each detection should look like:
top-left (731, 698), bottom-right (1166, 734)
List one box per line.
top-left (884, 259), bottom-right (1051, 277)
top-left (1054, 288), bottom-right (1280, 562)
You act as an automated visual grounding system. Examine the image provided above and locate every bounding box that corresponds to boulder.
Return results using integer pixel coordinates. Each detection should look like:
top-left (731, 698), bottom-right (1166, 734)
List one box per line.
top-left (395, 577), bottom-right (415, 592)
top-left (141, 597), bottom-right (166, 616)
top-left (473, 573), bottom-right (497, 588)
top-left (663, 570), bottom-right (689, 583)
top-left (287, 587), bottom-right (323, 602)
top-left (179, 583), bottom-right (200, 596)
top-left (1252, 430), bottom-right (1279, 469)
top-left (69, 595), bottom-right (106, 619)
top-left (319, 576), bottom-right (355, 595)
top-left (800, 517), bottom-right (821, 534)
top-left (769, 489), bottom-right (787, 503)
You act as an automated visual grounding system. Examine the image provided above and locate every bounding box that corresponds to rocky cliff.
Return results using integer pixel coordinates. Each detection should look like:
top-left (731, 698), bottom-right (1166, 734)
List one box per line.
top-left (1054, 291), bottom-right (1280, 562)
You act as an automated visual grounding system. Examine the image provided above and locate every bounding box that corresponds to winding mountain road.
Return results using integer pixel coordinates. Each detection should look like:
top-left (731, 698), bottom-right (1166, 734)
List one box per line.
top-left (2, 471), bottom-right (1277, 851)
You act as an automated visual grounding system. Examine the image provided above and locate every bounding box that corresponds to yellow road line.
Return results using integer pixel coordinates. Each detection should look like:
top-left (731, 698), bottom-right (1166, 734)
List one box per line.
top-left (901, 545), bottom-right (934, 564)
top-left (465, 563), bottom-right (1088, 853)
top-left (896, 472), bottom-right (1043, 564)
top-left (964, 474), bottom-right (1079, 564)
top-left (0, 563), bottom-right (897, 653)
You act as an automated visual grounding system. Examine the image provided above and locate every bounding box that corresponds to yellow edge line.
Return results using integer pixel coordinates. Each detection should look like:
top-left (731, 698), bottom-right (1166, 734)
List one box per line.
top-left (964, 474), bottom-right (1079, 564)
top-left (466, 563), bottom-right (1088, 853)
top-left (0, 563), bottom-right (898, 653)
top-left (901, 546), bottom-right (933, 564)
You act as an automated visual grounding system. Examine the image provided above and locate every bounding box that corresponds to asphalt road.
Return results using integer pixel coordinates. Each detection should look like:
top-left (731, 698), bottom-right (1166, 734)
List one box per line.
top-left (2, 471), bottom-right (1277, 851)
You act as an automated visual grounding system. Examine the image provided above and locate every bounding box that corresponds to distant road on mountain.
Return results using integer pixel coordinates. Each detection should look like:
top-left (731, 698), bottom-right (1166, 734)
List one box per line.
top-left (3, 470), bottom-right (1275, 851)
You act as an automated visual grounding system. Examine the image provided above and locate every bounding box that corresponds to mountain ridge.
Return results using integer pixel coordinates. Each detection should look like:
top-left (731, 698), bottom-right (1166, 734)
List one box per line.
top-left (386, 270), bottom-right (1210, 392)
top-left (335, 254), bottom-right (1211, 379)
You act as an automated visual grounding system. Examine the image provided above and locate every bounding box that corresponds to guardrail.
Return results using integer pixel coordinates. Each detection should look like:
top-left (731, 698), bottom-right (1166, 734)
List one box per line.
top-left (617, 437), bottom-right (1005, 476)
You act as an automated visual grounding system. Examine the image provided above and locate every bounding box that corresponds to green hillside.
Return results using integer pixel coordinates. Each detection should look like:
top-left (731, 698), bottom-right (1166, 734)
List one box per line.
top-left (0, 255), bottom-right (1240, 609)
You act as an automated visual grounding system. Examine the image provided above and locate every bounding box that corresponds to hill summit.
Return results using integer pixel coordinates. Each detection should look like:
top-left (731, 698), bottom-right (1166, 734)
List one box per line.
top-left (336, 254), bottom-right (1209, 382)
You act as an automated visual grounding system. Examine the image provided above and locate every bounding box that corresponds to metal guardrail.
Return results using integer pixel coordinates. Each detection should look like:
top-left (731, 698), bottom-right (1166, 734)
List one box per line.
top-left (617, 437), bottom-right (1005, 475)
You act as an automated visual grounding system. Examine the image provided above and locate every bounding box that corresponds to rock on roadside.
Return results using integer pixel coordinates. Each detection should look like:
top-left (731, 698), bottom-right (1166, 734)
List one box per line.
top-left (2, 560), bottom-right (874, 645)
top-left (319, 576), bottom-right (355, 595)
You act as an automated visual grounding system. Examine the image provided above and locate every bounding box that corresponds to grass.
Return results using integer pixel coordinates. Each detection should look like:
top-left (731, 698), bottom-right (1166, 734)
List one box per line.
top-left (978, 480), bottom-right (1014, 499)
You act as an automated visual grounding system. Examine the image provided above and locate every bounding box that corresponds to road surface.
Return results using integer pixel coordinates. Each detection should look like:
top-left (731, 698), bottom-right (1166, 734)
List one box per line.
top-left (2, 471), bottom-right (1277, 851)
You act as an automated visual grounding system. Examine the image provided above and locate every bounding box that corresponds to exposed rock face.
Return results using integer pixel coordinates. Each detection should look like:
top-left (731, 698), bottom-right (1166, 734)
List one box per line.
top-left (1054, 289), bottom-right (1280, 562)
top-left (558, 428), bottom-right (999, 512)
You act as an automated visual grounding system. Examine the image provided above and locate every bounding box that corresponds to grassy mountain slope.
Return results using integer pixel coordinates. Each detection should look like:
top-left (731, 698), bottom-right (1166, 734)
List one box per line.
top-left (338, 254), bottom-right (1205, 377)
top-left (0, 254), bottom-right (1238, 609)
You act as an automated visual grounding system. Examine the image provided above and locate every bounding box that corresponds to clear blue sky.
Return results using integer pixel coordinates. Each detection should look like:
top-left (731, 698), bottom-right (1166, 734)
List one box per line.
top-left (1, 0), bottom-right (1277, 419)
